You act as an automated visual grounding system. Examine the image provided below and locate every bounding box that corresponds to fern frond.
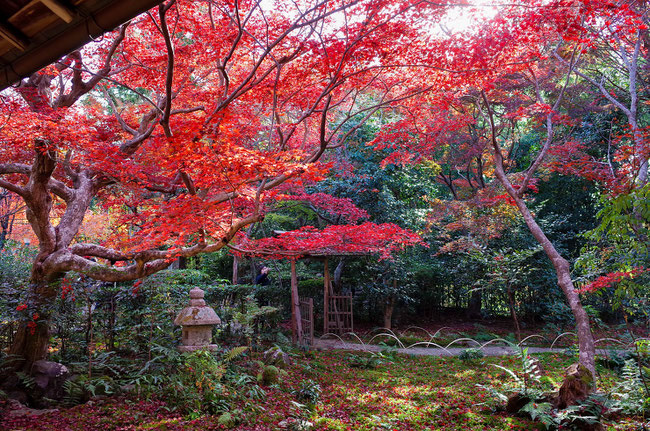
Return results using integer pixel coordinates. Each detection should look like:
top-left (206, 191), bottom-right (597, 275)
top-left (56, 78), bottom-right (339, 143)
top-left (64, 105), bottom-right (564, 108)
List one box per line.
top-left (491, 364), bottom-right (522, 385)
top-left (16, 371), bottom-right (36, 390)
top-left (224, 346), bottom-right (248, 363)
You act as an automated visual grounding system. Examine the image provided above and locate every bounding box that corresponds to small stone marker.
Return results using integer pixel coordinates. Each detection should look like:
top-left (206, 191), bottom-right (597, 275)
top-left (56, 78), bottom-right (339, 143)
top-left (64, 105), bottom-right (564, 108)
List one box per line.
top-left (174, 287), bottom-right (221, 352)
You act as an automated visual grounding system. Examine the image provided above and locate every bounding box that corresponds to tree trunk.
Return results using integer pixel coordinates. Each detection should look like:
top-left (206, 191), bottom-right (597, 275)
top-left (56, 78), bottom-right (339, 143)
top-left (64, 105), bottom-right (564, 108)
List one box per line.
top-left (484, 92), bottom-right (596, 377)
top-left (498, 178), bottom-right (596, 375)
top-left (290, 260), bottom-right (303, 344)
top-left (0, 215), bottom-right (9, 249)
top-left (8, 279), bottom-right (58, 371)
top-left (108, 290), bottom-right (116, 351)
top-left (232, 255), bottom-right (239, 285)
top-left (507, 285), bottom-right (522, 343)
top-left (334, 258), bottom-right (345, 293)
top-left (466, 289), bottom-right (482, 319)
top-left (383, 295), bottom-right (395, 330)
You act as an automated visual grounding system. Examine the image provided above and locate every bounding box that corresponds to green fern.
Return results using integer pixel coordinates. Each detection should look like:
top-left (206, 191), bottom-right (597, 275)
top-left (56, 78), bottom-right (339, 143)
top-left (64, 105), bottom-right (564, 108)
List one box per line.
top-left (63, 379), bottom-right (84, 406)
top-left (520, 401), bottom-right (554, 429)
top-left (224, 346), bottom-right (248, 363)
top-left (611, 359), bottom-right (648, 415)
top-left (15, 371), bottom-right (36, 390)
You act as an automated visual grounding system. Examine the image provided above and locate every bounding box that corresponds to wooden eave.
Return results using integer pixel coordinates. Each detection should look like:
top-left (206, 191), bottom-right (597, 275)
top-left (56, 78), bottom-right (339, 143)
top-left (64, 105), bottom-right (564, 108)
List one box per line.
top-left (0, 0), bottom-right (164, 91)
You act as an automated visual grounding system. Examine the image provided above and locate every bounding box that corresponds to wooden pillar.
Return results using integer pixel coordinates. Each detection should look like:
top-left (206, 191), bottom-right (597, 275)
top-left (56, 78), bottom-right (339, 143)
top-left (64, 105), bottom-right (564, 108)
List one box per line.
top-left (232, 256), bottom-right (239, 285)
top-left (290, 260), bottom-right (303, 344)
top-left (323, 258), bottom-right (330, 334)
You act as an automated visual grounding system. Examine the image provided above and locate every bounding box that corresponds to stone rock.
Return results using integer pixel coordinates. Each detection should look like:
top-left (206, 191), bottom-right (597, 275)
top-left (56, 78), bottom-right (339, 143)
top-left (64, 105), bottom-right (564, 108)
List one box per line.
top-left (7, 390), bottom-right (28, 405)
top-left (32, 361), bottom-right (69, 382)
top-left (30, 361), bottom-right (71, 407)
top-left (505, 393), bottom-right (531, 414)
top-left (263, 346), bottom-right (292, 367)
top-left (556, 363), bottom-right (593, 409)
top-left (5, 399), bottom-right (58, 418)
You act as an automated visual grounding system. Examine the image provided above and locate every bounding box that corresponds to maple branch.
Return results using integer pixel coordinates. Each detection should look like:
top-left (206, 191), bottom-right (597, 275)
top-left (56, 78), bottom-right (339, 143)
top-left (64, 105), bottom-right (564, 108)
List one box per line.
top-left (143, 171), bottom-right (183, 193)
top-left (268, 62), bottom-right (283, 146)
top-left (55, 211), bottom-right (263, 282)
top-left (219, 0), bottom-right (251, 80)
top-left (46, 179), bottom-right (74, 202)
top-left (171, 106), bottom-right (205, 115)
top-left (180, 171), bottom-right (197, 195)
top-left (0, 163), bottom-right (31, 177)
top-left (119, 108), bottom-right (159, 155)
top-left (307, 80), bottom-right (434, 162)
top-left (254, 178), bottom-right (267, 218)
top-left (554, 50), bottom-right (632, 118)
top-left (0, 178), bottom-right (25, 197)
top-left (104, 88), bottom-right (138, 136)
top-left (516, 53), bottom-right (576, 198)
top-left (0, 162), bottom-right (75, 201)
top-left (438, 170), bottom-right (458, 200)
top-left (204, 0), bottom-right (361, 126)
top-left (55, 172), bottom-right (95, 248)
top-left (157, 1), bottom-right (176, 137)
top-left (55, 23), bottom-right (130, 108)
top-left (606, 119), bottom-right (616, 179)
top-left (24, 141), bottom-right (58, 253)
top-left (318, 95), bottom-right (332, 151)
top-left (481, 91), bottom-right (506, 175)
top-left (62, 151), bottom-right (78, 183)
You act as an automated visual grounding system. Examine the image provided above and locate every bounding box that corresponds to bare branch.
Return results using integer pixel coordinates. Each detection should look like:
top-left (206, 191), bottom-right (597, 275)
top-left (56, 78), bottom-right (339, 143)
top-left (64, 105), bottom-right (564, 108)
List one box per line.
top-left (157, 2), bottom-right (176, 137)
top-left (516, 47), bottom-right (577, 198)
top-left (55, 23), bottom-right (130, 108)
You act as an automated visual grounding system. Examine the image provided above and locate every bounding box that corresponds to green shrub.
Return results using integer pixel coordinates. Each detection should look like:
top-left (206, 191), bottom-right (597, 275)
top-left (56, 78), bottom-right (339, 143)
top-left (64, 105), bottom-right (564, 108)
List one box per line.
top-left (260, 365), bottom-right (280, 385)
top-left (458, 348), bottom-right (484, 361)
top-left (292, 379), bottom-right (321, 406)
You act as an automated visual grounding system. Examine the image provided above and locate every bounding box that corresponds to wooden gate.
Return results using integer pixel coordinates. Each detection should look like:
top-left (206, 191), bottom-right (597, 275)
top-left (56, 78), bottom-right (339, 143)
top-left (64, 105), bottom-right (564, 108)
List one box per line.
top-left (325, 295), bottom-right (353, 335)
top-left (299, 297), bottom-right (314, 345)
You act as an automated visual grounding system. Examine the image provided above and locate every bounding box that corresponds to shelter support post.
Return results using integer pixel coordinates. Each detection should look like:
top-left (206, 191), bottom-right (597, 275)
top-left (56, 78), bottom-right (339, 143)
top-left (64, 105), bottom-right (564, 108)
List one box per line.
top-left (232, 256), bottom-right (238, 285)
top-left (323, 258), bottom-right (329, 334)
top-left (290, 260), bottom-right (303, 344)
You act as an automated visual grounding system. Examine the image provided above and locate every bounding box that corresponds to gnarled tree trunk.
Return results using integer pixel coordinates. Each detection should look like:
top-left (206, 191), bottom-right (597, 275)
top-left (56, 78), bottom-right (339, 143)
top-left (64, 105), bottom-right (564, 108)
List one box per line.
top-left (9, 278), bottom-right (59, 371)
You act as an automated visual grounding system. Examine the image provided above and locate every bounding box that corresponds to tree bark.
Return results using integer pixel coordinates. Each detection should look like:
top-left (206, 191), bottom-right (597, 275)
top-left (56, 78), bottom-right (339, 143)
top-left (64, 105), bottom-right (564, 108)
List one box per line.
top-left (466, 289), bottom-right (482, 319)
top-left (8, 279), bottom-right (58, 371)
top-left (232, 255), bottom-right (239, 285)
top-left (383, 295), bottom-right (395, 330)
top-left (507, 285), bottom-right (522, 343)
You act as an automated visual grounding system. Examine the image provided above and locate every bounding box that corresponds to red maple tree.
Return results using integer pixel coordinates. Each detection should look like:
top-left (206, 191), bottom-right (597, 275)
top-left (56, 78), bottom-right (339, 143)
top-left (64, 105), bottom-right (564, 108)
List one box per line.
top-left (0, 0), bottom-right (447, 367)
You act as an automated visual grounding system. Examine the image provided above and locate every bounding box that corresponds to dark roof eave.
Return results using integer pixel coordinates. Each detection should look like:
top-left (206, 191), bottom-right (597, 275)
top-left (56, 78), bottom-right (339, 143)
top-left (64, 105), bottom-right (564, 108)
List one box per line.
top-left (0, 0), bottom-right (164, 91)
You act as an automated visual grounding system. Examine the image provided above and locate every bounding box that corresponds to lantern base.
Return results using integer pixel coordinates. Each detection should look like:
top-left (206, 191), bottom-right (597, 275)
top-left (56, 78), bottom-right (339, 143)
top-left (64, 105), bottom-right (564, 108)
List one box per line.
top-left (178, 344), bottom-right (219, 352)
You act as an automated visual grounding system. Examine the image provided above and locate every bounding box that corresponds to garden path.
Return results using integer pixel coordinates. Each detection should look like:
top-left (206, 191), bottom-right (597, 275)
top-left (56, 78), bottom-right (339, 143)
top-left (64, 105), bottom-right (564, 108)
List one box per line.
top-left (313, 339), bottom-right (618, 357)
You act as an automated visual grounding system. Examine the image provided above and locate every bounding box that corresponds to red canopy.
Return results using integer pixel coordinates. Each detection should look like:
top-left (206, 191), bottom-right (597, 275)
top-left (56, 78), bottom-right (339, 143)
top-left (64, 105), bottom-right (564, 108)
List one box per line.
top-left (231, 222), bottom-right (424, 260)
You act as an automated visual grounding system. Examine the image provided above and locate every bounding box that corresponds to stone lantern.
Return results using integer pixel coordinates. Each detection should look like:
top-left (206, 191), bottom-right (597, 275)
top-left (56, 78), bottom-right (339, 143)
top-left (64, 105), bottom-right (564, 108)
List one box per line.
top-left (174, 287), bottom-right (221, 352)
